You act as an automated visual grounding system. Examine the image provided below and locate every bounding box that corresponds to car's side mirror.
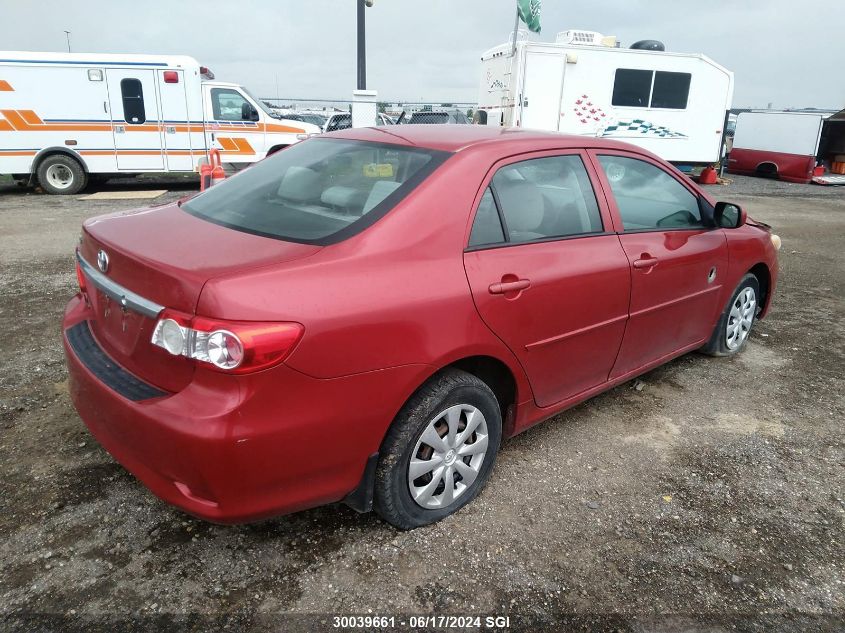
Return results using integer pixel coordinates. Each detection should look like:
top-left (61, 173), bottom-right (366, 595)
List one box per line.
top-left (242, 102), bottom-right (259, 122)
top-left (714, 201), bottom-right (746, 229)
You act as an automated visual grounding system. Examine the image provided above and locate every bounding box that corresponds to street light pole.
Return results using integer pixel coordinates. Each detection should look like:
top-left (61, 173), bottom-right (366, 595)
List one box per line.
top-left (356, 0), bottom-right (366, 90)
top-left (64, 30), bottom-right (72, 53)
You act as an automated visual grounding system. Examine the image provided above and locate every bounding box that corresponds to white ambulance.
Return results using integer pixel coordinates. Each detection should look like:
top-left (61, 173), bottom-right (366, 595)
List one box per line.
top-left (477, 30), bottom-right (734, 168)
top-left (0, 51), bottom-right (320, 194)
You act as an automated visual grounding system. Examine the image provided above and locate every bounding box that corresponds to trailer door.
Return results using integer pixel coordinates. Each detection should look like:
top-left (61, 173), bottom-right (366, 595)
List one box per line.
top-left (156, 69), bottom-right (194, 171)
top-left (520, 51), bottom-right (565, 131)
top-left (106, 69), bottom-right (164, 170)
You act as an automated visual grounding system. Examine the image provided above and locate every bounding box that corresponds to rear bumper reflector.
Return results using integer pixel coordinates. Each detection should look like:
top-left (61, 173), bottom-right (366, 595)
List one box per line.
top-left (66, 321), bottom-right (168, 402)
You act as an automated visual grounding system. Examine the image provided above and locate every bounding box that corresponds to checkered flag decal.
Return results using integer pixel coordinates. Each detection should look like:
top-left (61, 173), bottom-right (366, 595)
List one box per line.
top-left (601, 119), bottom-right (687, 138)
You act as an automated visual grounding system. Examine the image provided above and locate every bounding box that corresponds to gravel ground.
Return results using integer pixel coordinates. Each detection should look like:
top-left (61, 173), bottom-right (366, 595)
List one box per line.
top-left (0, 174), bottom-right (843, 633)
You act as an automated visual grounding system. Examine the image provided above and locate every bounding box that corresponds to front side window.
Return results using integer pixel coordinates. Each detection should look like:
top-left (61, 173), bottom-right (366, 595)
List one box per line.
top-left (490, 155), bottom-right (603, 245)
top-left (597, 155), bottom-right (703, 230)
top-left (183, 139), bottom-right (449, 244)
top-left (120, 78), bottom-right (145, 124)
top-left (211, 88), bottom-right (250, 121)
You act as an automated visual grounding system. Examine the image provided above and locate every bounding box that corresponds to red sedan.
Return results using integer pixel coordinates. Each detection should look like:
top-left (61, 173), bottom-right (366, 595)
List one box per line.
top-left (63, 125), bottom-right (780, 529)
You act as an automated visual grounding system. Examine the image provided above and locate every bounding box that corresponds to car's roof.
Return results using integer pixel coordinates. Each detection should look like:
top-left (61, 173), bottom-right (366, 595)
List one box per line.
top-left (325, 124), bottom-right (648, 155)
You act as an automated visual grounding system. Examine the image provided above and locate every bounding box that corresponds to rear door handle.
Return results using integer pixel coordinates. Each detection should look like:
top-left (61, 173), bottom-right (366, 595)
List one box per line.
top-left (633, 257), bottom-right (659, 270)
top-left (489, 279), bottom-right (531, 295)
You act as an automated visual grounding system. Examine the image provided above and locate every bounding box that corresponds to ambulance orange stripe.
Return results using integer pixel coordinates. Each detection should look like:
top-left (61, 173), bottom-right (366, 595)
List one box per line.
top-left (232, 138), bottom-right (255, 154)
top-left (217, 137), bottom-right (238, 151)
top-left (0, 109), bottom-right (26, 129)
top-left (19, 110), bottom-right (44, 125)
top-left (0, 119), bottom-right (13, 131)
top-left (265, 123), bottom-right (306, 134)
top-left (0, 80), bottom-right (13, 91)
top-left (0, 150), bottom-right (36, 156)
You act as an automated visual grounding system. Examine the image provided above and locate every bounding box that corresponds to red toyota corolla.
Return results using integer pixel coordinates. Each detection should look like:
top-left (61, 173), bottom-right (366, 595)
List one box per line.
top-left (63, 125), bottom-right (780, 529)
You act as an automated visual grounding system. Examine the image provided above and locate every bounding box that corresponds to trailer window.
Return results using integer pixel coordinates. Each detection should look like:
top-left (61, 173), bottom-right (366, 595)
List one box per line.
top-left (120, 78), bottom-right (146, 124)
top-left (651, 72), bottom-right (691, 109)
top-left (612, 69), bottom-right (652, 108)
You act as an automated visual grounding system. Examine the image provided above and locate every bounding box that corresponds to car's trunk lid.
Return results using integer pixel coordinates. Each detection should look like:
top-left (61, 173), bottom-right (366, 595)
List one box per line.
top-left (77, 202), bottom-right (320, 392)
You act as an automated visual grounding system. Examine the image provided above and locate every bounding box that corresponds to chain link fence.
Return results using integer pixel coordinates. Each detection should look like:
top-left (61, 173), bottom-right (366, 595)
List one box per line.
top-left (260, 98), bottom-right (477, 129)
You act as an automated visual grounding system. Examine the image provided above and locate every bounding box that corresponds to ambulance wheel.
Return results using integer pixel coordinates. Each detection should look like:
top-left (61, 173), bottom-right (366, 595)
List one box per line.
top-left (37, 155), bottom-right (87, 195)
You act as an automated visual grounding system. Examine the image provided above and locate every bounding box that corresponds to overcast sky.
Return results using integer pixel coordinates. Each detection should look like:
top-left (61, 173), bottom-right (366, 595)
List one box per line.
top-left (2, 1), bottom-right (842, 109)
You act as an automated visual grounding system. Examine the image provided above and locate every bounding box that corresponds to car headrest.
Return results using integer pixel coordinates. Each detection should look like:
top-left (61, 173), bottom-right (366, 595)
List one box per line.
top-left (362, 180), bottom-right (401, 214)
top-left (320, 186), bottom-right (358, 209)
top-left (496, 181), bottom-right (544, 232)
top-left (277, 166), bottom-right (321, 202)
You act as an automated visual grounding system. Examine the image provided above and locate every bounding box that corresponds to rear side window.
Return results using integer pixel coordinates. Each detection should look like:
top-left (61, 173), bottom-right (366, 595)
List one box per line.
top-left (490, 155), bottom-right (603, 245)
top-left (597, 155), bottom-right (702, 230)
top-left (183, 139), bottom-right (449, 245)
top-left (120, 78), bottom-right (146, 124)
top-left (468, 188), bottom-right (504, 247)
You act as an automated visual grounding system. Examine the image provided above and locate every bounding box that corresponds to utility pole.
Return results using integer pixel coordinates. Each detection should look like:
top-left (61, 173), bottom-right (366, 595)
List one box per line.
top-left (352, 0), bottom-right (377, 128)
top-left (64, 30), bottom-right (72, 53)
top-left (356, 0), bottom-right (367, 90)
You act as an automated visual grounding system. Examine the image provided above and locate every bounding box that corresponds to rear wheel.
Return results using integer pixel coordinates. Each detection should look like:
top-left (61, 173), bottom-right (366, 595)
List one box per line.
top-left (374, 369), bottom-right (502, 529)
top-left (37, 154), bottom-right (87, 195)
top-left (701, 273), bottom-right (760, 356)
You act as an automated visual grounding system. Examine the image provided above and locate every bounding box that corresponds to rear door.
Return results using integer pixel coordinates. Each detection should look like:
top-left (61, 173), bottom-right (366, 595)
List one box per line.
top-left (590, 151), bottom-right (728, 378)
top-left (105, 69), bottom-right (164, 170)
top-left (520, 50), bottom-right (565, 130)
top-left (463, 151), bottom-right (630, 407)
top-left (156, 69), bottom-right (194, 171)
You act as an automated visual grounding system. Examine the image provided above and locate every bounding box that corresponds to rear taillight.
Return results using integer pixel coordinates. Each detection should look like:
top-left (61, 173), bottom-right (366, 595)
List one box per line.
top-left (151, 310), bottom-right (303, 374)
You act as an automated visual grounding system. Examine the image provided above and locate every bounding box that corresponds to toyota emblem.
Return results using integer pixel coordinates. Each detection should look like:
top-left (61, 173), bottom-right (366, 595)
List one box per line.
top-left (96, 249), bottom-right (109, 273)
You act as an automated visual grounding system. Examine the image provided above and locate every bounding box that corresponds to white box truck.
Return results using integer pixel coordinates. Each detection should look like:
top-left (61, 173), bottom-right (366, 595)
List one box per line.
top-left (0, 51), bottom-right (320, 194)
top-left (477, 30), bottom-right (734, 168)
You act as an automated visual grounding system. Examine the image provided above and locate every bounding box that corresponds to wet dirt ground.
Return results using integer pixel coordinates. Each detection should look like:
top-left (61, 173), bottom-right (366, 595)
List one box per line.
top-left (0, 175), bottom-right (843, 632)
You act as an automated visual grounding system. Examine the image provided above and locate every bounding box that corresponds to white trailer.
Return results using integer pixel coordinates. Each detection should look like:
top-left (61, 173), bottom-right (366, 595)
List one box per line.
top-left (728, 109), bottom-right (845, 185)
top-left (477, 30), bottom-right (734, 167)
top-left (0, 51), bottom-right (320, 194)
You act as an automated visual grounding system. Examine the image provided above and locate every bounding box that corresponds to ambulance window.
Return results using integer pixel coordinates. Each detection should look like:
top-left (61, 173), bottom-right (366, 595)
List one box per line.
top-left (651, 72), bottom-right (691, 109)
top-left (211, 88), bottom-right (250, 122)
top-left (120, 79), bottom-right (146, 124)
top-left (612, 69), bottom-right (652, 108)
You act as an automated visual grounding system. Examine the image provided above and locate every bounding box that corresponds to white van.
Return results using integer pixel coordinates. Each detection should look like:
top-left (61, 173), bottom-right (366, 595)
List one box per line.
top-left (477, 30), bottom-right (734, 167)
top-left (0, 51), bottom-right (320, 194)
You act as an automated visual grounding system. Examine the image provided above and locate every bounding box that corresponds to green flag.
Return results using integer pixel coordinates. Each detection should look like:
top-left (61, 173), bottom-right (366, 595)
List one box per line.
top-left (517, 0), bottom-right (541, 33)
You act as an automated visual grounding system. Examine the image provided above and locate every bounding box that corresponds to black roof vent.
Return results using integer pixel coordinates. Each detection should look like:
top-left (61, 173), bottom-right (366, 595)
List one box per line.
top-left (630, 40), bottom-right (665, 51)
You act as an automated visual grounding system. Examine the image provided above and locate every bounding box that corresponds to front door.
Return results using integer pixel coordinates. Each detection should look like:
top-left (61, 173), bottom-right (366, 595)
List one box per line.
top-left (204, 86), bottom-right (263, 164)
top-left (105, 69), bottom-right (164, 170)
top-left (463, 151), bottom-right (630, 408)
top-left (591, 151), bottom-right (729, 378)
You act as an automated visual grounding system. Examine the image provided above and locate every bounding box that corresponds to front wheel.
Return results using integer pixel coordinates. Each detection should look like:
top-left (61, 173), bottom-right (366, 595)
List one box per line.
top-left (374, 369), bottom-right (502, 529)
top-left (37, 154), bottom-right (87, 195)
top-left (701, 273), bottom-right (760, 356)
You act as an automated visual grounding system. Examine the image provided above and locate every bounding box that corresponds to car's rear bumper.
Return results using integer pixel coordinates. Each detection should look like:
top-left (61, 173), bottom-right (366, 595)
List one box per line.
top-left (62, 294), bottom-right (431, 523)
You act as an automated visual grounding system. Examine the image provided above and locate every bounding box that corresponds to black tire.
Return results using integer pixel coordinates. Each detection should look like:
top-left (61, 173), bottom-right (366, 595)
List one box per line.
top-left (374, 369), bottom-right (502, 530)
top-left (36, 154), bottom-right (87, 195)
top-left (701, 273), bottom-right (760, 356)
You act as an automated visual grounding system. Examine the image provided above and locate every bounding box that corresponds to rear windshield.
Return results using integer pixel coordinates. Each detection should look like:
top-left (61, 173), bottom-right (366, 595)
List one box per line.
top-left (183, 139), bottom-right (449, 245)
